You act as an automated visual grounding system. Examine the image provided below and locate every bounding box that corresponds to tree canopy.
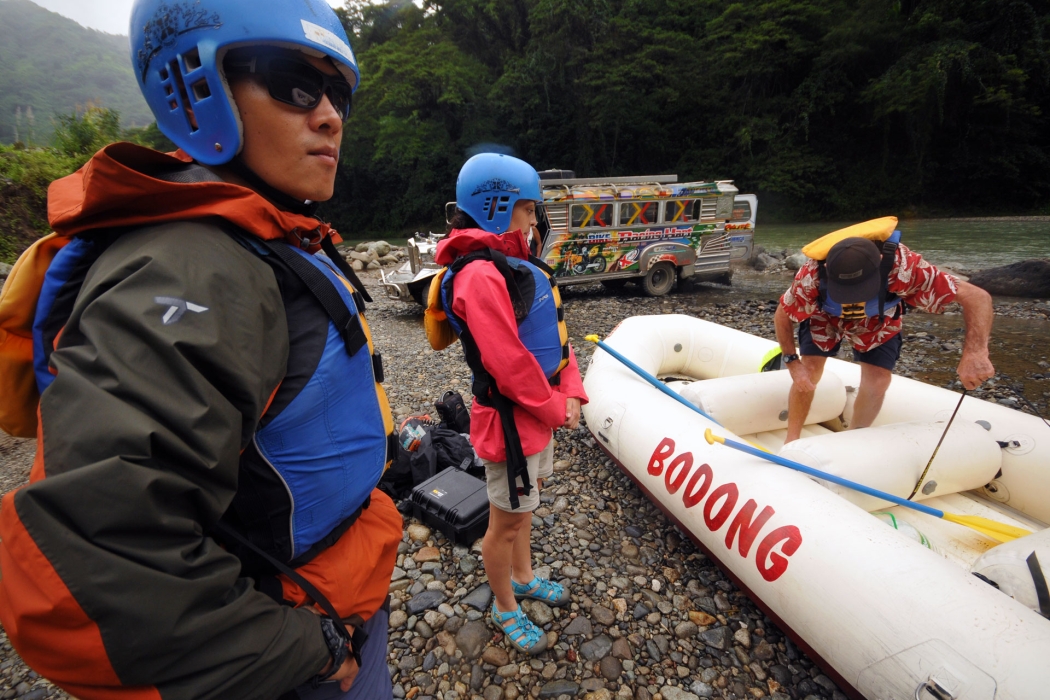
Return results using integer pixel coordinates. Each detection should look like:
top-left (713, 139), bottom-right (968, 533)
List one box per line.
top-left (318, 0), bottom-right (1050, 232)
top-left (0, 0), bottom-right (152, 145)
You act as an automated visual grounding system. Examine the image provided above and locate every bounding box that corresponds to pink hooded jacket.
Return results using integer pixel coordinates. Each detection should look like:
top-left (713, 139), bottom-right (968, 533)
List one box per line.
top-left (434, 227), bottom-right (588, 462)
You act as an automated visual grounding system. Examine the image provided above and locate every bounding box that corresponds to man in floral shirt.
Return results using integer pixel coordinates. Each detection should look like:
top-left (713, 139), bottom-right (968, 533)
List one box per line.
top-left (774, 236), bottom-right (995, 443)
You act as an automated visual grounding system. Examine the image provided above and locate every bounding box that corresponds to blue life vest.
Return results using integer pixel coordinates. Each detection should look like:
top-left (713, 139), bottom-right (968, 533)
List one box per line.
top-left (251, 248), bottom-right (389, 560)
top-left (440, 251), bottom-right (569, 379)
top-left (29, 227), bottom-right (393, 570)
top-left (818, 230), bottom-right (903, 321)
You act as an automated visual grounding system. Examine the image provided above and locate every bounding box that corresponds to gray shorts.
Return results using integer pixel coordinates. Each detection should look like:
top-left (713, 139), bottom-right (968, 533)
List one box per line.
top-left (484, 440), bottom-right (554, 513)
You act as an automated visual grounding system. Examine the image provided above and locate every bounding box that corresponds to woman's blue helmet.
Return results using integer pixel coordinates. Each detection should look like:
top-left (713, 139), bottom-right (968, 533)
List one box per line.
top-left (130, 0), bottom-right (360, 165)
top-left (455, 153), bottom-right (542, 234)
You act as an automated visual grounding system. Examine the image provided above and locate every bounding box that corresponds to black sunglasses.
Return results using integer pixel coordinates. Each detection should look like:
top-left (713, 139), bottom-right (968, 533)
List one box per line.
top-left (225, 53), bottom-right (353, 121)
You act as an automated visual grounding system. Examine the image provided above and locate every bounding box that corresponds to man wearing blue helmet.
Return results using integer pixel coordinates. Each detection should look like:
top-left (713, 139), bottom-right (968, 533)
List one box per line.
top-left (0, 1), bottom-right (402, 698)
top-left (433, 154), bottom-right (588, 655)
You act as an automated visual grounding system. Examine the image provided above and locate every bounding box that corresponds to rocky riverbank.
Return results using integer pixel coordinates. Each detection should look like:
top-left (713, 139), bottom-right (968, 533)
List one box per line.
top-left (2, 266), bottom-right (1049, 700)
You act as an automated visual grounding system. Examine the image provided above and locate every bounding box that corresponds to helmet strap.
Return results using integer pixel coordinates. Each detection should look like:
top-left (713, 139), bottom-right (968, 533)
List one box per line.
top-left (224, 157), bottom-right (320, 218)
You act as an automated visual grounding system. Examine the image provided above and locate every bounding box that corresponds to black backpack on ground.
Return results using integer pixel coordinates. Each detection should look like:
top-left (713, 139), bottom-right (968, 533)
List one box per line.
top-left (435, 390), bottom-right (471, 434)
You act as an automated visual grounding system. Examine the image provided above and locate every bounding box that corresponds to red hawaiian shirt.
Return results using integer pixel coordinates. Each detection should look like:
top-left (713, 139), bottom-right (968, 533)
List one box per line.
top-left (780, 243), bottom-right (958, 353)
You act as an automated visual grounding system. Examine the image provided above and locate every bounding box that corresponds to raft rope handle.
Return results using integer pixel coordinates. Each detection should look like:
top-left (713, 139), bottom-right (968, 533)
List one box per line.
top-left (1007, 381), bottom-right (1050, 431)
top-left (915, 678), bottom-right (956, 700)
top-left (907, 389), bottom-right (966, 501)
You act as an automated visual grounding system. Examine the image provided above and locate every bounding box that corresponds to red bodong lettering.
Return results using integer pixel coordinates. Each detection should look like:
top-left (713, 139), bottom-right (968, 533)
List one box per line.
top-left (756, 525), bottom-right (803, 582)
top-left (649, 438), bottom-right (675, 476)
top-left (725, 499), bottom-right (776, 557)
top-left (703, 482), bottom-right (738, 531)
top-left (647, 437), bottom-right (802, 582)
top-left (664, 452), bottom-right (692, 494)
top-left (681, 462), bottom-right (713, 508)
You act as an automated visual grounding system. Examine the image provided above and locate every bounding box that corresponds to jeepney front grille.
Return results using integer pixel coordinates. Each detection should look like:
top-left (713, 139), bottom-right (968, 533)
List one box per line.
top-left (700, 231), bottom-right (731, 254)
top-left (699, 198), bottom-right (719, 222)
top-left (546, 204), bottom-right (569, 231)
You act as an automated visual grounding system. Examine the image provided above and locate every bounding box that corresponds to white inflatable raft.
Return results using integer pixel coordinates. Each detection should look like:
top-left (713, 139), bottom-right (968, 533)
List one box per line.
top-left (581, 315), bottom-right (1050, 700)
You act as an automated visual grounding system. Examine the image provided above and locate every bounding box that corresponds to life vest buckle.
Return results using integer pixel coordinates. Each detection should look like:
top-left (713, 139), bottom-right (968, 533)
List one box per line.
top-left (840, 303), bottom-right (867, 321)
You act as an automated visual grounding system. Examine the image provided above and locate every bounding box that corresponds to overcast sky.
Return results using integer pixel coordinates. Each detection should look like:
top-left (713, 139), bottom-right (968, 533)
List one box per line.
top-left (31, 0), bottom-right (346, 36)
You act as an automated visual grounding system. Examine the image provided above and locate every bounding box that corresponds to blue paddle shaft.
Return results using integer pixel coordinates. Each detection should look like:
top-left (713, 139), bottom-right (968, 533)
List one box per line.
top-left (593, 339), bottom-right (720, 424)
top-left (589, 337), bottom-right (942, 518)
top-left (721, 436), bottom-right (944, 518)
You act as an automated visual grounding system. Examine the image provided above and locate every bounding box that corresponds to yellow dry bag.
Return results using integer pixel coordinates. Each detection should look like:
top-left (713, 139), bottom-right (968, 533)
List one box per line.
top-left (802, 216), bottom-right (898, 260)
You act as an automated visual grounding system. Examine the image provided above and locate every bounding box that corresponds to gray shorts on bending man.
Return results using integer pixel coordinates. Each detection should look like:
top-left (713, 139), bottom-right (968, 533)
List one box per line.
top-left (484, 440), bottom-right (554, 513)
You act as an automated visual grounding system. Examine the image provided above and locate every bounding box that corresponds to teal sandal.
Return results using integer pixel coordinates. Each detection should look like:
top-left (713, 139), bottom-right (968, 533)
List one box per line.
top-left (512, 576), bottom-right (571, 607)
top-left (490, 602), bottom-right (549, 655)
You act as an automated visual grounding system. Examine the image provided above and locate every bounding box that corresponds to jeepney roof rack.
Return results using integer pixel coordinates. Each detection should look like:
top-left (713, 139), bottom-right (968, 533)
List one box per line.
top-left (539, 174), bottom-right (680, 187)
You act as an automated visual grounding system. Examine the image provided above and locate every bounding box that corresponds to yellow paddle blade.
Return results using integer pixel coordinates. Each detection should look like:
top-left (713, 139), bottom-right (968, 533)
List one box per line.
top-left (941, 512), bottom-right (1032, 543)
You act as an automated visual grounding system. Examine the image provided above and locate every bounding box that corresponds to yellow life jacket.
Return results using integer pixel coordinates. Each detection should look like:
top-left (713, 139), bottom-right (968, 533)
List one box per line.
top-left (802, 216), bottom-right (898, 260)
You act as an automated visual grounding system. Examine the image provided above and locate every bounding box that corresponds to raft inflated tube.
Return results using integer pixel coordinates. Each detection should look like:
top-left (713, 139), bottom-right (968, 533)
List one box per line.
top-left (779, 420), bottom-right (1002, 512)
top-left (971, 528), bottom-right (1050, 615)
top-left (801, 216), bottom-right (899, 260)
top-left (677, 371), bottom-right (846, 436)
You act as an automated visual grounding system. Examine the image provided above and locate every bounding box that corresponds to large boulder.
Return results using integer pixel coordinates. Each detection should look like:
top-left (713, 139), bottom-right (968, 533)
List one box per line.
top-left (784, 252), bottom-right (809, 271)
top-left (752, 252), bottom-right (778, 272)
top-left (968, 259), bottom-right (1050, 298)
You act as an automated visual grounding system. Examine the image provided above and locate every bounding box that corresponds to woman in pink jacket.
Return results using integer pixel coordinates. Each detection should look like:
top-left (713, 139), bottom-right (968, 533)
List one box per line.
top-left (433, 154), bottom-right (588, 655)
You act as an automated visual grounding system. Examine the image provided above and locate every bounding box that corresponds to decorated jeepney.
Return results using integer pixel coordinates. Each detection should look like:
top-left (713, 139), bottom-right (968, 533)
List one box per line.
top-left (536, 173), bottom-right (737, 295)
top-left (379, 172), bottom-right (738, 302)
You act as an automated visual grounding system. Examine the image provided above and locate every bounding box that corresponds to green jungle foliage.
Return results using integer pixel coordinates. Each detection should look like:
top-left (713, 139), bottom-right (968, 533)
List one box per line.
top-left (1, 0), bottom-right (1048, 257)
top-left (318, 0), bottom-right (1050, 233)
top-left (0, 0), bottom-right (152, 145)
top-left (0, 106), bottom-right (172, 263)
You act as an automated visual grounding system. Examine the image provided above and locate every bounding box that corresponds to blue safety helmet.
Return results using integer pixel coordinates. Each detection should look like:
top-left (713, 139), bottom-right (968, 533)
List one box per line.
top-left (455, 153), bottom-right (542, 234)
top-left (130, 0), bottom-right (360, 165)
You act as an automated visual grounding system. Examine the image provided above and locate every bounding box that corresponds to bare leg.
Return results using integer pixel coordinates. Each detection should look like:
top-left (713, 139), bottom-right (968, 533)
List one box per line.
top-left (483, 504), bottom-right (532, 614)
top-left (786, 355), bottom-right (826, 443)
top-left (850, 362), bottom-right (892, 429)
top-left (510, 510), bottom-right (535, 587)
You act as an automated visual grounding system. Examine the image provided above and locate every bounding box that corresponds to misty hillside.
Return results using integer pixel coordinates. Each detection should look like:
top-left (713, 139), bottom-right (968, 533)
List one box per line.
top-left (0, 0), bottom-right (152, 144)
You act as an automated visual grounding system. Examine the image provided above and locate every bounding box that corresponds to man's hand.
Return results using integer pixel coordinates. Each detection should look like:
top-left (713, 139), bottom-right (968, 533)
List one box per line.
top-left (786, 360), bottom-right (815, 393)
top-left (953, 280), bottom-right (994, 390)
top-left (312, 611), bottom-right (360, 692)
top-left (957, 351), bottom-right (995, 390)
top-left (564, 397), bottom-right (581, 429)
top-left (327, 654), bottom-right (360, 692)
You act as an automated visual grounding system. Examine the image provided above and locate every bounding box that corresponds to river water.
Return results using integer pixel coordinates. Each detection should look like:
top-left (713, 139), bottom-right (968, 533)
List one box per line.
top-left (756, 217), bottom-right (1050, 269)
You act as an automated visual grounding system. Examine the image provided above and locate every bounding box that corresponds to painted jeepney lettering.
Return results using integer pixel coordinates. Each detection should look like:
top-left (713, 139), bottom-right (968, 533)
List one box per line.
top-left (756, 526), bottom-right (803, 582)
top-left (664, 452), bottom-right (692, 494)
top-left (649, 438), bottom-right (675, 476)
top-left (703, 482), bottom-right (738, 531)
top-left (725, 500), bottom-right (776, 557)
top-left (682, 462), bottom-right (713, 508)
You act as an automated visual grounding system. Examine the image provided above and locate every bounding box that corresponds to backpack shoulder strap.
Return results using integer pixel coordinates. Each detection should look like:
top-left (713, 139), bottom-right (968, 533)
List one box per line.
top-left (877, 236), bottom-right (899, 321)
top-left (258, 238), bottom-right (369, 358)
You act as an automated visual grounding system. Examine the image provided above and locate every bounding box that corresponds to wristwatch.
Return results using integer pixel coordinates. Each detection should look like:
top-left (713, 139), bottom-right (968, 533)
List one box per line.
top-left (313, 616), bottom-right (350, 686)
top-left (783, 353), bottom-right (800, 365)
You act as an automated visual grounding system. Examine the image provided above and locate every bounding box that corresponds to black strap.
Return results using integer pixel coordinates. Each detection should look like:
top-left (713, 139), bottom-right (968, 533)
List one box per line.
top-left (262, 239), bottom-right (368, 357)
top-left (877, 238), bottom-right (898, 321)
top-left (214, 521), bottom-right (368, 666)
top-left (1028, 552), bottom-right (1050, 619)
top-left (459, 327), bottom-right (531, 510)
top-left (449, 249), bottom-right (528, 321)
top-left (320, 235), bottom-right (373, 305)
